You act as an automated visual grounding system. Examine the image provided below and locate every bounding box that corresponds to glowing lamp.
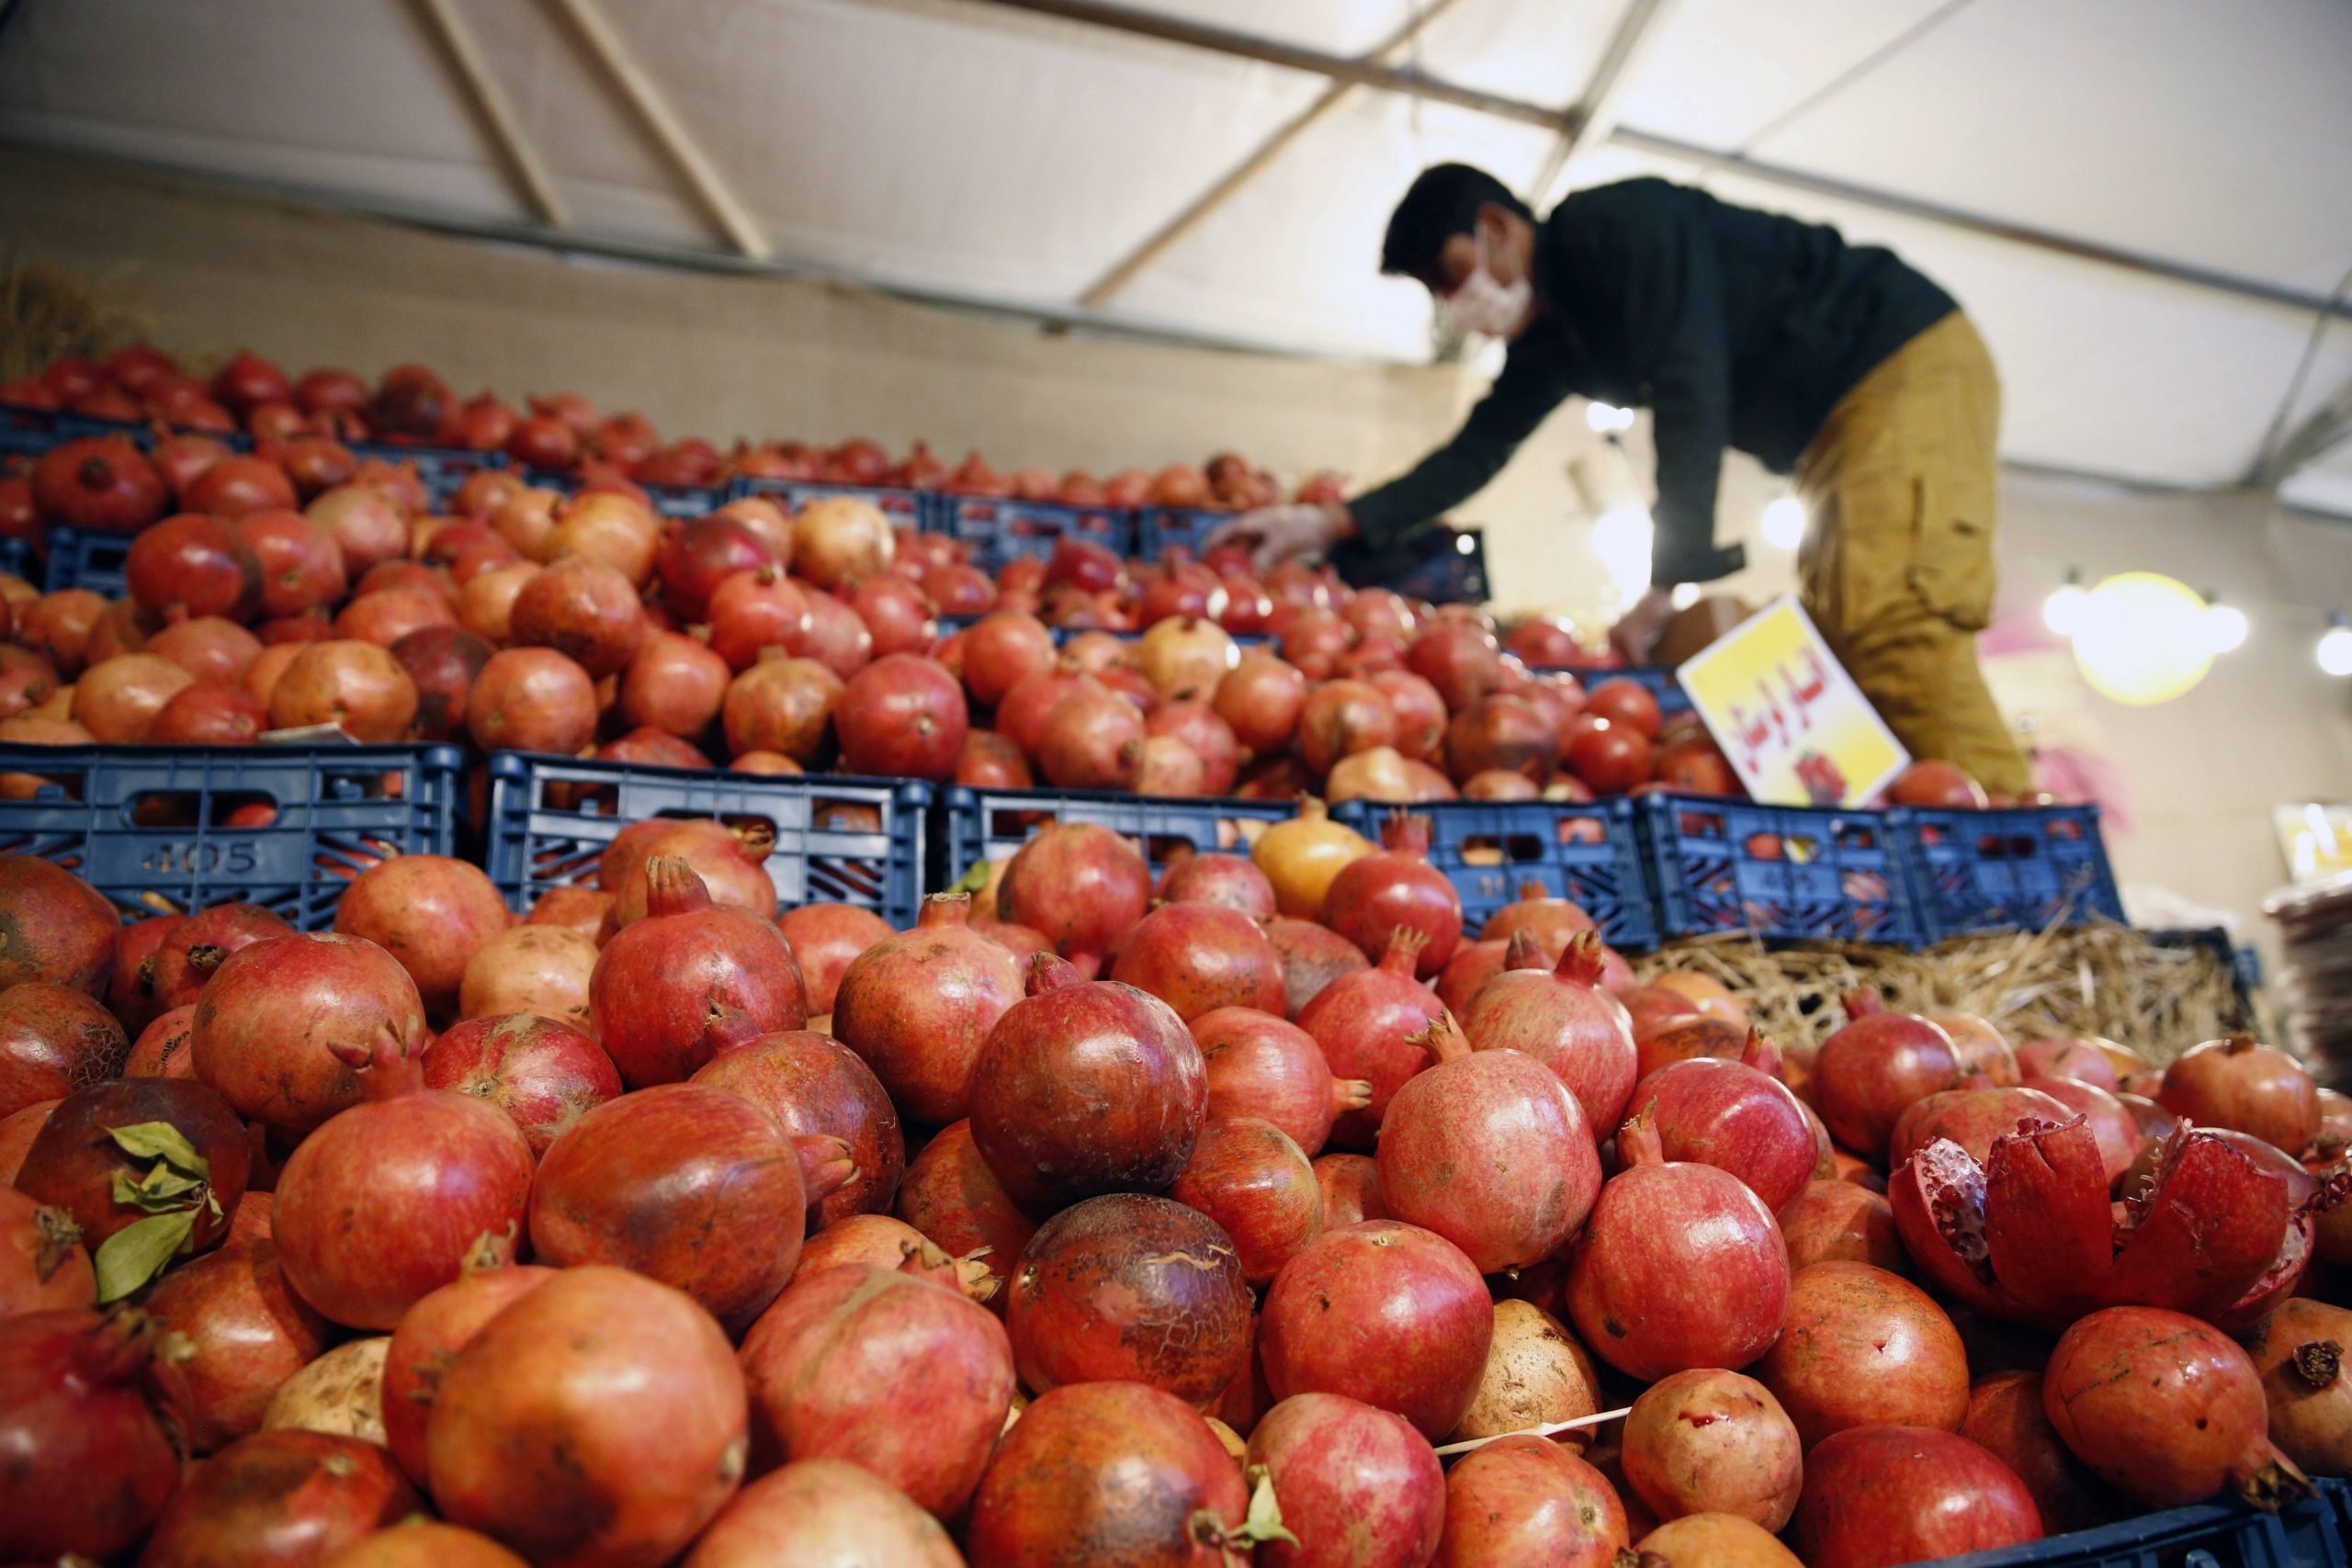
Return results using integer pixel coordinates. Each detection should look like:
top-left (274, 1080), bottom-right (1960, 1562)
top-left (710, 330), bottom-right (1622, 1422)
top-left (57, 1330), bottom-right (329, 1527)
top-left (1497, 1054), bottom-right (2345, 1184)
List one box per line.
top-left (2070, 571), bottom-right (2213, 705)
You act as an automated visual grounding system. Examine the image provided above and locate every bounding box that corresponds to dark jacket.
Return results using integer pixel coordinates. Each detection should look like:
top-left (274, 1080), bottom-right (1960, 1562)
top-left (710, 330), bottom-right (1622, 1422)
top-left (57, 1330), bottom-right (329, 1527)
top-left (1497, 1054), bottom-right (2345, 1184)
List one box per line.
top-left (1348, 176), bottom-right (1957, 584)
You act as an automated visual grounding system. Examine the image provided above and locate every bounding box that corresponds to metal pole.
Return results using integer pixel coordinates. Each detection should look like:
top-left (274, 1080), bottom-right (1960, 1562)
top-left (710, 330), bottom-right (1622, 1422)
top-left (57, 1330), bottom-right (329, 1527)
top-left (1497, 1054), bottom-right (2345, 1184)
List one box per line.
top-left (409, 0), bottom-right (571, 228)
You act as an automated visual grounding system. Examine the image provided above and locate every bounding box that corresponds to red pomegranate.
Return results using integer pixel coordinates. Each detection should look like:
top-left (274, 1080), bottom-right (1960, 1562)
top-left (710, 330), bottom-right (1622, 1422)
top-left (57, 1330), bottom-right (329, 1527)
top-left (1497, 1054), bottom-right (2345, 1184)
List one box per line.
top-left (1214, 652), bottom-right (1307, 753)
top-left (466, 646), bottom-right (597, 755)
top-left (619, 631), bottom-right (729, 739)
top-left (1887, 759), bottom-right (1990, 807)
top-left (531, 1083), bottom-right (833, 1333)
top-left (1193, 1005), bottom-right (1368, 1158)
top-left (2026, 1076), bottom-right (2148, 1188)
top-left (1434, 1434), bottom-right (1628, 1565)
top-left (137, 1428), bottom-right (420, 1566)
top-left (1633, 1032), bottom-right (1816, 1213)
top-left (0, 1308), bottom-right (185, 1561)
top-left (588, 857), bottom-right (806, 1087)
top-left (1263, 916), bottom-right (1368, 1020)
top-left (896, 1118), bottom-right (1039, 1268)
top-left (1623, 1368), bottom-right (1804, 1529)
top-left (266, 638), bottom-right (420, 741)
top-left (1260, 1220), bottom-right (1491, 1438)
top-left (996, 819), bottom-right (1151, 975)
top-left (0, 853), bottom-right (121, 997)
top-left (600, 819), bottom-right (777, 926)
top-left (142, 1213), bottom-right (331, 1452)
top-left (272, 1030), bottom-right (532, 1328)
top-left (2043, 1303), bottom-right (2302, 1508)
top-left (693, 1030), bottom-right (903, 1227)
top-left (1317, 814), bottom-right (1463, 977)
top-left (831, 894), bottom-right (1022, 1126)
top-left (966, 1381), bottom-right (1251, 1565)
top-left (1169, 1117), bottom-right (1323, 1286)
top-left (427, 1266), bottom-right (748, 1564)
top-left (1007, 1191), bottom-right (1252, 1404)
top-left (1155, 852), bottom-right (1277, 921)
top-left (960, 611), bottom-right (1056, 707)
top-left (836, 652), bottom-right (968, 781)
top-left (969, 956), bottom-right (1206, 1212)
top-left (127, 513), bottom-right (263, 623)
top-left (1793, 1426), bottom-right (2041, 1567)
top-left (1752, 1261), bottom-right (1969, 1449)
top-left (1035, 674), bottom-right (1147, 791)
top-left (2159, 1033), bottom-right (2321, 1156)
top-left (1296, 927), bottom-right (1451, 1149)
top-left (721, 655), bottom-right (842, 762)
top-left (1779, 1179), bottom-right (1905, 1275)
top-left (1566, 1111), bottom-right (1790, 1380)
top-left (1887, 1085), bottom-right (2075, 1170)
top-left (773, 903), bottom-right (891, 1016)
top-left (333, 854), bottom-right (513, 1020)
top-left (379, 1245), bottom-right (555, 1483)
top-left (1313, 1152), bottom-right (1385, 1228)
top-left (191, 931), bottom-right (428, 1133)
top-left (1814, 992), bottom-right (1961, 1156)
top-left (1962, 1369), bottom-right (2118, 1536)
top-left (31, 437), bottom-right (168, 534)
top-left (707, 567), bottom-right (810, 670)
top-left (741, 1263), bottom-right (1014, 1514)
top-left (1244, 1392), bottom-right (1444, 1568)
top-left (1403, 621), bottom-right (1502, 711)
top-left (1109, 900), bottom-right (1286, 1022)
top-left (686, 1461), bottom-right (962, 1567)
top-left (1456, 931), bottom-right (1639, 1143)
top-left (422, 1013), bottom-right (620, 1157)
top-left (1376, 1032), bottom-right (1600, 1273)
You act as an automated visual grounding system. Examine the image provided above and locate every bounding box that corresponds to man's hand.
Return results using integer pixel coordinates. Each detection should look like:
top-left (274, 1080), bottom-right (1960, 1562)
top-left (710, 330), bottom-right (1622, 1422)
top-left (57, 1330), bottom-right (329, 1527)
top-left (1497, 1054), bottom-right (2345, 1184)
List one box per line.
top-left (1610, 585), bottom-right (1678, 663)
top-left (1203, 502), bottom-right (1351, 575)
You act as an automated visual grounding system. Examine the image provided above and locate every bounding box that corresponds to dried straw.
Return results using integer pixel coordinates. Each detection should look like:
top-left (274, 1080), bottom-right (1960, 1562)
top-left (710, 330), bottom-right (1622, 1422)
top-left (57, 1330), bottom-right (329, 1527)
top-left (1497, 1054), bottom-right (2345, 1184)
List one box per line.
top-left (0, 257), bottom-right (153, 383)
top-left (1633, 922), bottom-right (2259, 1064)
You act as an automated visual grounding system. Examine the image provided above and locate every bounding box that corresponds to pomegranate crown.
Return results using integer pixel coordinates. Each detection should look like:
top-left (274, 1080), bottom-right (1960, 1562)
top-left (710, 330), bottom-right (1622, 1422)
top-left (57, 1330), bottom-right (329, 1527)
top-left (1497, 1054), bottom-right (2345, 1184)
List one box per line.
top-left (1405, 1010), bottom-right (1471, 1064)
top-left (328, 1024), bottom-right (423, 1101)
top-left (919, 893), bottom-right (972, 929)
top-left (641, 854), bottom-right (714, 918)
top-left (1739, 1029), bottom-right (1783, 1078)
top-left (1554, 928), bottom-right (1606, 987)
top-left (1025, 951), bottom-right (1083, 996)
top-left (1843, 987), bottom-right (1887, 1021)
top-left (1616, 1102), bottom-right (1665, 1167)
top-left (1501, 930), bottom-right (1548, 972)
top-left (1377, 925), bottom-right (1430, 973)
top-left (1379, 812), bottom-right (1432, 857)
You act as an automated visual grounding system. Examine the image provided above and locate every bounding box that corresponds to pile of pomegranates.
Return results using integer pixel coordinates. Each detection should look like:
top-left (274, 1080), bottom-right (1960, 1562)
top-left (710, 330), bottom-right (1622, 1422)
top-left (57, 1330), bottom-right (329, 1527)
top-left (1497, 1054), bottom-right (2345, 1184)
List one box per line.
top-left (1, 809), bottom-right (2344, 1568)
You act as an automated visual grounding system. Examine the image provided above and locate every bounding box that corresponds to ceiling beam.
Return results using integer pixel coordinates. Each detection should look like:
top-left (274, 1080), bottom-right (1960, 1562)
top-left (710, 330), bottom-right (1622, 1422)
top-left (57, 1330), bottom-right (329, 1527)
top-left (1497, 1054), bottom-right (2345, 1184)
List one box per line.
top-left (954, 0), bottom-right (1569, 130)
top-left (953, 0), bottom-right (2350, 324)
top-left (2251, 375), bottom-right (2352, 487)
top-left (1525, 0), bottom-right (1678, 204)
top-left (1077, 0), bottom-right (1468, 310)
top-left (409, 0), bottom-right (571, 228)
top-left (538, 0), bottom-right (774, 261)
top-left (1609, 127), bottom-right (2352, 321)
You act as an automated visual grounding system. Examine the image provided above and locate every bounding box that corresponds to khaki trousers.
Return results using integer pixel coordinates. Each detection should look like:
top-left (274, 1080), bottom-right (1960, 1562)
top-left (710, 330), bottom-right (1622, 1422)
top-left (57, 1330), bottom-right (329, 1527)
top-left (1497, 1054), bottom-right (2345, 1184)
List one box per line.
top-left (1796, 312), bottom-right (2032, 797)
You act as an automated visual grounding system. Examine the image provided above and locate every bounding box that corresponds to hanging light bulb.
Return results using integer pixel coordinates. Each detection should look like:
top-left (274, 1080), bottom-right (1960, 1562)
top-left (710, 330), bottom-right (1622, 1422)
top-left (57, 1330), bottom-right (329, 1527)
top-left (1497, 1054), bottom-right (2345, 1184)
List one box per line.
top-left (1584, 402), bottom-right (1635, 434)
top-left (2043, 569), bottom-right (2089, 637)
top-left (2199, 591), bottom-right (2248, 655)
top-left (2071, 572), bottom-right (2213, 705)
top-left (2319, 613), bottom-right (2352, 677)
top-left (1760, 496), bottom-right (1806, 550)
top-left (1669, 582), bottom-right (1702, 610)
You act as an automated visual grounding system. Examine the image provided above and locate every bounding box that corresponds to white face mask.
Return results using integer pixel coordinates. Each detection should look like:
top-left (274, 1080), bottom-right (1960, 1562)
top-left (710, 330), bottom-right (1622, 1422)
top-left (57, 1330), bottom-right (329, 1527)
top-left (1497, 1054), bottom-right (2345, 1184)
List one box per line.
top-left (1438, 235), bottom-right (1532, 341)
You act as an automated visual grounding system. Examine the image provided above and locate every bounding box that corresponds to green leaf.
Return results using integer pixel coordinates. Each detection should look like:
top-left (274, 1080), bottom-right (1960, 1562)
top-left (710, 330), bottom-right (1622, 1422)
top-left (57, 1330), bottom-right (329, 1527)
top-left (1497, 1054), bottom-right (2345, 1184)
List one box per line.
top-left (110, 1166), bottom-right (208, 1216)
top-left (94, 1209), bottom-right (200, 1303)
top-left (947, 860), bottom-right (992, 896)
top-left (105, 1121), bottom-right (210, 1179)
top-left (134, 1164), bottom-right (205, 1201)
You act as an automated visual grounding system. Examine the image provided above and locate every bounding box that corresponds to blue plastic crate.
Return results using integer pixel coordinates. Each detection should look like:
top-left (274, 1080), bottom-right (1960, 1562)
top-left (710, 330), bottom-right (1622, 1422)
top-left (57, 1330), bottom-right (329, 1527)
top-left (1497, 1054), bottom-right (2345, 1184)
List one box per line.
top-left (53, 413), bottom-right (155, 444)
top-left (732, 477), bottom-right (930, 532)
top-left (347, 442), bottom-right (504, 509)
top-left (1330, 796), bottom-right (1658, 952)
top-left (1901, 801), bottom-right (2125, 944)
top-left (41, 525), bottom-right (130, 597)
top-left (930, 495), bottom-right (1132, 575)
top-left (0, 407), bottom-right (59, 458)
top-left (527, 468), bottom-right (726, 519)
top-left (1135, 506), bottom-right (1227, 562)
top-left (1941, 1476), bottom-right (2347, 1567)
top-left (0, 743), bottom-right (464, 928)
top-left (933, 615), bottom-right (1270, 651)
top-left (1639, 792), bottom-right (1924, 946)
top-left (485, 752), bottom-right (930, 928)
top-left (942, 785), bottom-right (1293, 887)
top-left (0, 536), bottom-right (31, 583)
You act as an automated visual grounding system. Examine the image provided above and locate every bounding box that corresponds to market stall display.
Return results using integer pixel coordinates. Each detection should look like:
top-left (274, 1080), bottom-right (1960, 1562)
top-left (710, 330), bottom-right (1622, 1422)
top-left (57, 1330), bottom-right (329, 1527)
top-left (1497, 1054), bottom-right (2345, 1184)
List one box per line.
top-left (0, 344), bottom-right (2341, 1568)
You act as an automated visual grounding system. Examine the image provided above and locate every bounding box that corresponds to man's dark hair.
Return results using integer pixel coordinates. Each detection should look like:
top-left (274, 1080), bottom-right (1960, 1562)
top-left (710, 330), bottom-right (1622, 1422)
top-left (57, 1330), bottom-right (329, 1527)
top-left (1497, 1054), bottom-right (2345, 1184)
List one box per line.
top-left (1380, 164), bottom-right (1533, 285)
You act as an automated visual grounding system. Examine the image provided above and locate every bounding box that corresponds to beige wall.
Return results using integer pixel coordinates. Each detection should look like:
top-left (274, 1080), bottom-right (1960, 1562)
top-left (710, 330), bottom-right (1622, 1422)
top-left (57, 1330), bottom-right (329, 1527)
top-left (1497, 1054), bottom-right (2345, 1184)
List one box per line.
top-left (6, 145), bottom-right (2351, 969)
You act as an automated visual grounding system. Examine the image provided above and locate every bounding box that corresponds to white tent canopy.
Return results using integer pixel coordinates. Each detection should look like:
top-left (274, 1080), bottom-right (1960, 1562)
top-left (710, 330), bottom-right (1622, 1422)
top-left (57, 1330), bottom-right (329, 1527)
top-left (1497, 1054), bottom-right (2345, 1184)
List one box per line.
top-left (3, 0), bottom-right (2348, 501)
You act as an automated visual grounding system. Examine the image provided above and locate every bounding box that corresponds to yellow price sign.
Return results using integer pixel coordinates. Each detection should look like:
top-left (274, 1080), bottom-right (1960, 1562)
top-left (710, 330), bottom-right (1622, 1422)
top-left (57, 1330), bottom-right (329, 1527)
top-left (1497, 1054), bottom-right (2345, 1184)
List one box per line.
top-left (2275, 804), bottom-right (2352, 886)
top-left (1676, 597), bottom-right (1910, 807)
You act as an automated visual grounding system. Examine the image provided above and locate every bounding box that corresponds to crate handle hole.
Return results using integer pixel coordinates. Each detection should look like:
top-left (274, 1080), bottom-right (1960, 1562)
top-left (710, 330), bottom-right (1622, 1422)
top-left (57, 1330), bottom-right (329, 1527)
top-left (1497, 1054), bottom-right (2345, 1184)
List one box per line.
top-left (123, 789), bottom-right (283, 829)
top-left (809, 799), bottom-right (884, 833)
